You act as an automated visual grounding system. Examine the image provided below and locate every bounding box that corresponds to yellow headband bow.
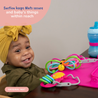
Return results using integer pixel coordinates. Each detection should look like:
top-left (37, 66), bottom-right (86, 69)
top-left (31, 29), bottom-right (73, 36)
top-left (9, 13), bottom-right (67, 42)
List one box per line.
top-left (0, 25), bottom-right (32, 63)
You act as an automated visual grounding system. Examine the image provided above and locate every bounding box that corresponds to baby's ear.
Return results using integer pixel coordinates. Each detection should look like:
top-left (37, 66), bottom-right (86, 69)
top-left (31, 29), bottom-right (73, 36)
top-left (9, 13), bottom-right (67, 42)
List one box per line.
top-left (5, 57), bottom-right (8, 64)
top-left (5, 61), bottom-right (7, 64)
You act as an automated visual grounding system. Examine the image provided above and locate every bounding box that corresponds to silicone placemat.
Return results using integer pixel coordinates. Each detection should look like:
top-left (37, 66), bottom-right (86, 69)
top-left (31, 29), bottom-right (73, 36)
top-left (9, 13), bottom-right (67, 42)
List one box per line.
top-left (60, 61), bottom-right (98, 88)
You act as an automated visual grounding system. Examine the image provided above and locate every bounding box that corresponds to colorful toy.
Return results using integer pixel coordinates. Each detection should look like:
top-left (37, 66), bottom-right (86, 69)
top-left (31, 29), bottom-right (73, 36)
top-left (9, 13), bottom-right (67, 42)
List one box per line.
top-left (45, 54), bottom-right (82, 74)
top-left (46, 53), bottom-right (98, 73)
top-left (40, 72), bottom-right (80, 88)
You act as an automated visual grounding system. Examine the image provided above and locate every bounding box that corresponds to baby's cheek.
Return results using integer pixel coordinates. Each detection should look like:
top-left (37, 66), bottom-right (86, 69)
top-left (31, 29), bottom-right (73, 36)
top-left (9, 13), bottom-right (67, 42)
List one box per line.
top-left (14, 55), bottom-right (20, 61)
top-left (32, 50), bottom-right (34, 56)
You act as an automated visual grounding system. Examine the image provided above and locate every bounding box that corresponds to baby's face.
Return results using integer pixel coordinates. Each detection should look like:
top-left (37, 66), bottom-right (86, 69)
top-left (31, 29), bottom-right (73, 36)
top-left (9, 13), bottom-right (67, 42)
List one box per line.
top-left (6, 35), bottom-right (34, 68)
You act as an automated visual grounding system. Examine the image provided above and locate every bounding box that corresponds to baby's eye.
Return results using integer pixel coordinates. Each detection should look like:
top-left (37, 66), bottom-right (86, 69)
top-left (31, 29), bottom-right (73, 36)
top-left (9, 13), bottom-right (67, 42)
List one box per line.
top-left (15, 50), bottom-right (20, 52)
top-left (26, 46), bottom-right (30, 49)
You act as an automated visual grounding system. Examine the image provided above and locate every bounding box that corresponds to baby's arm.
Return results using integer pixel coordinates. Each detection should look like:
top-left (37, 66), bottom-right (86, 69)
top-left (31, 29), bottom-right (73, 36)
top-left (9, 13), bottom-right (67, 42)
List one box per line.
top-left (17, 72), bottom-right (43, 90)
top-left (6, 66), bottom-right (46, 98)
top-left (8, 74), bottom-right (43, 98)
top-left (32, 63), bottom-right (49, 74)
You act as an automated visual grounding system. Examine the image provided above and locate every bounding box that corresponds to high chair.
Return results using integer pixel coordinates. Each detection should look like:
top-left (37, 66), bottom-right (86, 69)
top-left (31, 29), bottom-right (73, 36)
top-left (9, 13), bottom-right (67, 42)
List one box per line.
top-left (0, 75), bottom-right (12, 98)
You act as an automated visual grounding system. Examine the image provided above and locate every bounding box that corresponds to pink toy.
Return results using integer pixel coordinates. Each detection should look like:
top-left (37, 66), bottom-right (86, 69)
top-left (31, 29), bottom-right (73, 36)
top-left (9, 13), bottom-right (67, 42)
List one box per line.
top-left (40, 72), bottom-right (80, 88)
top-left (40, 72), bottom-right (67, 88)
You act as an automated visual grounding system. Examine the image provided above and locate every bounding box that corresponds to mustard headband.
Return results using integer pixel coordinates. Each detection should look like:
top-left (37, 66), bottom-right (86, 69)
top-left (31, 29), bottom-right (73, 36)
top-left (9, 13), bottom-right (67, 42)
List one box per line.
top-left (0, 25), bottom-right (32, 63)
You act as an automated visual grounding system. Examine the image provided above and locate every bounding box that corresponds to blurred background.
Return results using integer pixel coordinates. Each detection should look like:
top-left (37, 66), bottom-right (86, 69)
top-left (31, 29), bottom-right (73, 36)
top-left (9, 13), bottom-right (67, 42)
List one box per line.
top-left (0, 0), bottom-right (98, 76)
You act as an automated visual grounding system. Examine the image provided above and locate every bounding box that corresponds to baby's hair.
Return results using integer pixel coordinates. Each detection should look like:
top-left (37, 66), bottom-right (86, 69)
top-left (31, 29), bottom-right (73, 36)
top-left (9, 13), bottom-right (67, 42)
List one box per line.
top-left (18, 33), bottom-right (30, 43)
top-left (19, 33), bottom-right (25, 37)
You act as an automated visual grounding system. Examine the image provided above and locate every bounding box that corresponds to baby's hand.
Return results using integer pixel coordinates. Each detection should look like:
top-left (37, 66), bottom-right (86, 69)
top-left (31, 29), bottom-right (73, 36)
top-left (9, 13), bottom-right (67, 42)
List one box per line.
top-left (44, 68), bottom-right (52, 75)
top-left (44, 68), bottom-right (48, 74)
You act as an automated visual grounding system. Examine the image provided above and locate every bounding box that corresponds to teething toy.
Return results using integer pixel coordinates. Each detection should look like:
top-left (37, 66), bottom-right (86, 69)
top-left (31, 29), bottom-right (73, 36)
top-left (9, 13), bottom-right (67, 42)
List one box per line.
top-left (40, 72), bottom-right (80, 88)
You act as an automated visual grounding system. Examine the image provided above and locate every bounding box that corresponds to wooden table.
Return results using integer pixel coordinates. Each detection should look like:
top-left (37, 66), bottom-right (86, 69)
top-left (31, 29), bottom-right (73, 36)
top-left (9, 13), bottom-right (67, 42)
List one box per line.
top-left (24, 50), bottom-right (98, 98)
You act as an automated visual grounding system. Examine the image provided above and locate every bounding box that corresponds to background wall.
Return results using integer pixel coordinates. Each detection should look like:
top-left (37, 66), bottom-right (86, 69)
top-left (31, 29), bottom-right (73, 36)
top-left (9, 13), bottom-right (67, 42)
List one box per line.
top-left (0, 0), bottom-right (98, 77)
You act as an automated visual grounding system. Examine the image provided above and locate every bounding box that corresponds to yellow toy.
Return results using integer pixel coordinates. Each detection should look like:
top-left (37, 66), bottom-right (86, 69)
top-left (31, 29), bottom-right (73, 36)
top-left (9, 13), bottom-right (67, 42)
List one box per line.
top-left (52, 72), bottom-right (65, 79)
top-left (58, 64), bottom-right (65, 71)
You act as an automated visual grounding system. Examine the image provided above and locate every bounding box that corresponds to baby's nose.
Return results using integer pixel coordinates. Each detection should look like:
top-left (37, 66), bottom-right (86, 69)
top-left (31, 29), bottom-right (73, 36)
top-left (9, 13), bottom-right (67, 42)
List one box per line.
top-left (23, 50), bottom-right (29, 56)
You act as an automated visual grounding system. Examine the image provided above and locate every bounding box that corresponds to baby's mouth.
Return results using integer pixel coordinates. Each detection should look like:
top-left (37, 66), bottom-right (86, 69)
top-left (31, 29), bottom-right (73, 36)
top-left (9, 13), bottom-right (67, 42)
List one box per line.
top-left (22, 57), bottom-right (31, 63)
top-left (24, 58), bottom-right (30, 61)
